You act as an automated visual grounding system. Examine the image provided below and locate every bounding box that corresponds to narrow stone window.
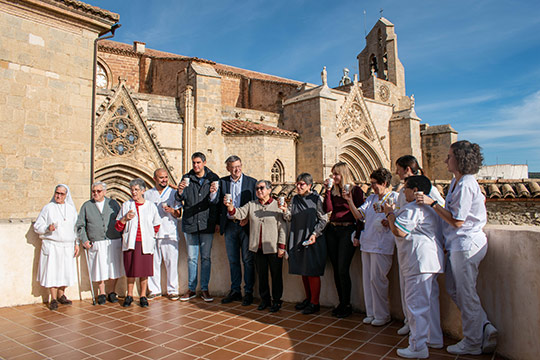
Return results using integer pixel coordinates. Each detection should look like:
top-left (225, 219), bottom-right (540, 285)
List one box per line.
top-left (271, 160), bottom-right (284, 183)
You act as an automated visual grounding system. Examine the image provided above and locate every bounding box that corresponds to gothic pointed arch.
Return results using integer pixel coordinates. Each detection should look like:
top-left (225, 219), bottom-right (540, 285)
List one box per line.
top-left (336, 84), bottom-right (389, 181)
top-left (271, 159), bottom-right (285, 183)
top-left (94, 80), bottom-right (177, 194)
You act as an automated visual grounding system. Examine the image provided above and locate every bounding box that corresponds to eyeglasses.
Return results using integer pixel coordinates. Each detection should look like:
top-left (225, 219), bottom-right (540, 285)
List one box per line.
top-left (296, 182), bottom-right (308, 187)
top-left (91, 190), bottom-right (103, 194)
top-left (55, 192), bottom-right (67, 196)
top-left (255, 186), bottom-right (266, 191)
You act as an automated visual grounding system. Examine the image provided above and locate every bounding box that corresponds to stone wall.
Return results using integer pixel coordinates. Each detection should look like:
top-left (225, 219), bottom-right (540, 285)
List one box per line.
top-left (223, 135), bottom-right (296, 181)
top-left (0, 0), bottom-right (116, 218)
top-left (421, 124), bottom-right (458, 181)
top-left (487, 200), bottom-right (540, 226)
top-left (98, 51), bottom-right (140, 91)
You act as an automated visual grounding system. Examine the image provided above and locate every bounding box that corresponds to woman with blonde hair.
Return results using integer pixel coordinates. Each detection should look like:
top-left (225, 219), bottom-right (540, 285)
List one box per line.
top-left (322, 162), bottom-right (365, 318)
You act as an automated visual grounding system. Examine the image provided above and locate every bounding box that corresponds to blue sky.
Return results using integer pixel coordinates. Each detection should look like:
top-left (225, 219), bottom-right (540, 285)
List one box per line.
top-left (88, 0), bottom-right (540, 171)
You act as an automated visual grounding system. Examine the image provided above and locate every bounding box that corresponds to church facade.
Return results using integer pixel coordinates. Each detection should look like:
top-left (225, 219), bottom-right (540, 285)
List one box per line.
top-left (93, 18), bottom-right (456, 201)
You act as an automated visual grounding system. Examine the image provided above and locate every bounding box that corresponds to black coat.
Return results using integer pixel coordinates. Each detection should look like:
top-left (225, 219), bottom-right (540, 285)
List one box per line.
top-left (218, 174), bottom-right (257, 235)
top-left (176, 167), bottom-right (219, 234)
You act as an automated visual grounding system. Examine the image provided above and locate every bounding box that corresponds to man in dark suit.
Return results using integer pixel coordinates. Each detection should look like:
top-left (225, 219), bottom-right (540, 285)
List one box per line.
top-left (218, 155), bottom-right (257, 305)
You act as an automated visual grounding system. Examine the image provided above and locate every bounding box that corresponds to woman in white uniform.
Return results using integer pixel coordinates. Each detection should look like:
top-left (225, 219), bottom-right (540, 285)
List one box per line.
top-left (346, 168), bottom-right (398, 326)
top-left (385, 175), bottom-right (444, 359)
top-left (394, 155), bottom-right (445, 337)
top-left (417, 140), bottom-right (498, 355)
top-left (34, 184), bottom-right (80, 310)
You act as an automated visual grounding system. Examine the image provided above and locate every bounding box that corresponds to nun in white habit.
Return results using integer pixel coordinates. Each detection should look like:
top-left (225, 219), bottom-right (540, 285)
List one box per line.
top-left (34, 184), bottom-right (80, 310)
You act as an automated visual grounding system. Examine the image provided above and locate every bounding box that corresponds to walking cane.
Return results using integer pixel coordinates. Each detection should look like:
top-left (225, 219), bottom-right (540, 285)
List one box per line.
top-left (84, 244), bottom-right (96, 305)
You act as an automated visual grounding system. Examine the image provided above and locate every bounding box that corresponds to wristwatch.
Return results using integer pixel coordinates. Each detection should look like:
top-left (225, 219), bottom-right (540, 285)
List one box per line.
top-left (430, 201), bottom-right (438, 208)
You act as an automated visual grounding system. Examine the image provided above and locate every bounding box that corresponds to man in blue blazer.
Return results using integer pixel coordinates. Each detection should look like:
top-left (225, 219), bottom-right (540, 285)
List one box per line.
top-left (218, 155), bottom-right (257, 306)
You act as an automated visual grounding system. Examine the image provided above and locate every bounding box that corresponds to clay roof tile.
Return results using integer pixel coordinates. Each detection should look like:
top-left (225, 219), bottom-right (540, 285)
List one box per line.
top-left (222, 120), bottom-right (299, 139)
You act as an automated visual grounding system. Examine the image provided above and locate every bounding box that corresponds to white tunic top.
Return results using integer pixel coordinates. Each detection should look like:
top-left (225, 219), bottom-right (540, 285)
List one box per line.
top-left (442, 174), bottom-right (487, 252)
top-left (144, 186), bottom-right (181, 240)
top-left (34, 202), bottom-right (78, 243)
top-left (116, 200), bottom-right (161, 254)
top-left (396, 184), bottom-right (446, 215)
top-left (358, 192), bottom-right (399, 255)
top-left (394, 201), bottom-right (444, 276)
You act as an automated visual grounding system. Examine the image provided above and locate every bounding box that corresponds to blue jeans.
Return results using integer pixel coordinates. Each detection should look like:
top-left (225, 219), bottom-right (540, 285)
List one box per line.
top-left (224, 222), bottom-right (254, 294)
top-left (184, 232), bottom-right (214, 292)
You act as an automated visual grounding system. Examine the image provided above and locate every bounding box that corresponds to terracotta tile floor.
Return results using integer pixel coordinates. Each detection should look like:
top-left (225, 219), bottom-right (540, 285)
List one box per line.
top-left (0, 297), bottom-right (506, 359)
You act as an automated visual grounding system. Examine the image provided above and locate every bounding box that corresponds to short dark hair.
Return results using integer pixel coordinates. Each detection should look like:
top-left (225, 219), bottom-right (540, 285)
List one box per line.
top-left (396, 155), bottom-right (423, 175)
top-left (405, 175), bottom-right (432, 194)
top-left (451, 140), bottom-right (483, 175)
top-left (192, 152), bottom-right (206, 162)
top-left (370, 168), bottom-right (392, 186)
top-left (256, 180), bottom-right (272, 189)
top-left (296, 172), bottom-right (313, 186)
top-left (225, 155), bottom-right (241, 164)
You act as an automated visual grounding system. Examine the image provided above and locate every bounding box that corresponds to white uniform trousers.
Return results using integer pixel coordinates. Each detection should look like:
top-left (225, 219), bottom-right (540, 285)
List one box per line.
top-left (148, 238), bottom-right (179, 295)
top-left (362, 251), bottom-right (393, 321)
top-left (398, 263), bottom-right (408, 325)
top-left (404, 273), bottom-right (443, 351)
top-left (445, 243), bottom-right (489, 348)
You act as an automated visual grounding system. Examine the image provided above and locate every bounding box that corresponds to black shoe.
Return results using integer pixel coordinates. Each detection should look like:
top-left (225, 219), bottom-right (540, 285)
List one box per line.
top-left (295, 299), bottom-right (310, 310)
top-left (221, 291), bottom-right (242, 304)
top-left (332, 303), bottom-right (344, 317)
top-left (139, 297), bottom-right (149, 308)
top-left (242, 293), bottom-right (253, 306)
top-left (302, 303), bottom-right (320, 315)
top-left (97, 294), bottom-right (106, 305)
top-left (257, 300), bottom-right (270, 311)
top-left (57, 295), bottom-right (72, 305)
top-left (336, 304), bottom-right (352, 318)
top-left (269, 300), bottom-right (282, 313)
top-left (49, 299), bottom-right (58, 311)
top-left (107, 292), bottom-right (119, 303)
top-left (123, 295), bottom-right (133, 307)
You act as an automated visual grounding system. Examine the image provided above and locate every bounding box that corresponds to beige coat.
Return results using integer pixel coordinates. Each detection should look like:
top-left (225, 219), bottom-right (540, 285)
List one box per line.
top-left (232, 199), bottom-right (286, 254)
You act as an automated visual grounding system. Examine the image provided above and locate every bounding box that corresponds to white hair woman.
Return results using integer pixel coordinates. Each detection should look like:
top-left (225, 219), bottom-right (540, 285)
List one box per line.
top-left (115, 178), bottom-right (161, 308)
top-left (34, 184), bottom-right (80, 310)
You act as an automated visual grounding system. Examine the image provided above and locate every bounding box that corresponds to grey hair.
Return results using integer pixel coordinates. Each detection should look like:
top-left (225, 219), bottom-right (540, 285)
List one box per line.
top-left (225, 155), bottom-right (241, 164)
top-left (296, 172), bottom-right (313, 186)
top-left (256, 180), bottom-right (272, 189)
top-left (129, 178), bottom-right (147, 191)
top-left (92, 181), bottom-right (107, 190)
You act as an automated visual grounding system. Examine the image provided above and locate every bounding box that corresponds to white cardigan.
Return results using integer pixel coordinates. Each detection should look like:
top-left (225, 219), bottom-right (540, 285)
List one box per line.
top-left (116, 199), bottom-right (161, 254)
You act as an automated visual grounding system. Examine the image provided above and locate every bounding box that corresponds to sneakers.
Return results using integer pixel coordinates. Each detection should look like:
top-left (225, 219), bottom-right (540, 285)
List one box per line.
top-left (180, 290), bottom-right (196, 301)
top-left (397, 323), bottom-right (410, 335)
top-left (201, 291), bottom-right (214, 302)
top-left (446, 340), bottom-right (481, 355)
top-left (371, 317), bottom-right (391, 326)
top-left (97, 294), bottom-right (107, 305)
top-left (427, 343), bottom-right (444, 349)
top-left (396, 346), bottom-right (429, 359)
top-left (482, 323), bottom-right (498, 353)
top-left (363, 316), bottom-right (374, 324)
top-left (107, 292), bottom-right (119, 303)
top-left (49, 299), bottom-right (58, 311)
top-left (139, 297), bottom-right (149, 308)
top-left (57, 295), bottom-right (72, 305)
top-left (241, 293), bottom-right (253, 306)
top-left (302, 303), bottom-right (320, 315)
top-left (147, 293), bottom-right (161, 299)
top-left (122, 295), bottom-right (133, 307)
top-left (221, 291), bottom-right (242, 304)
top-left (295, 299), bottom-right (310, 311)
top-left (167, 293), bottom-right (180, 301)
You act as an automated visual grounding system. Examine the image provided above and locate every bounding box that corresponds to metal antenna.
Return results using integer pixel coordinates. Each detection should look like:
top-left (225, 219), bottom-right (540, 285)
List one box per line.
top-left (380, 8), bottom-right (383, 18)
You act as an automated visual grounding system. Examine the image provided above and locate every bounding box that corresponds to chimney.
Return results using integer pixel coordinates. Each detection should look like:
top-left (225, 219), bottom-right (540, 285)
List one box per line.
top-left (133, 41), bottom-right (146, 54)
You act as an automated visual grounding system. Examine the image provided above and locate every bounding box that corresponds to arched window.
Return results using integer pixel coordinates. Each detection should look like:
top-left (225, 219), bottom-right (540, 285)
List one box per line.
top-left (271, 160), bottom-right (284, 183)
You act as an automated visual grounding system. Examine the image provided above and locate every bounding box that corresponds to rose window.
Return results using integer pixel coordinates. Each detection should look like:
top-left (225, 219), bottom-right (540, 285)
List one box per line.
top-left (102, 115), bottom-right (139, 156)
